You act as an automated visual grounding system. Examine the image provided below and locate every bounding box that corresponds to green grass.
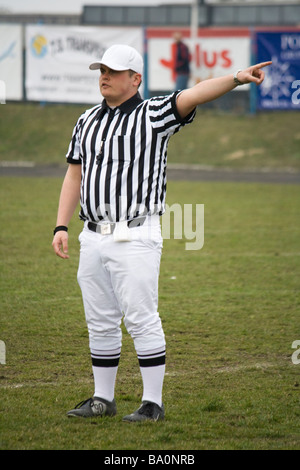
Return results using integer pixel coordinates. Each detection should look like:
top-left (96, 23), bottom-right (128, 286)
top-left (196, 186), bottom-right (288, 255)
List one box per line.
top-left (1, 102), bottom-right (300, 170)
top-left (1, 177), bottom-right (299, 450)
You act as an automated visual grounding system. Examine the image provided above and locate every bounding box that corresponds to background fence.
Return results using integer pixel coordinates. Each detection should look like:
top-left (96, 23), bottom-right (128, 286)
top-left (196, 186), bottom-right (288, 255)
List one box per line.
top-left (0, 22), bottom-right (299, 112)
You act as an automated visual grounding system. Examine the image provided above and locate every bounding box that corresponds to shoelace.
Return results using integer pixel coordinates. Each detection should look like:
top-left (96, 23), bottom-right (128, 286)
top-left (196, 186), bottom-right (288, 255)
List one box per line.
top-left (74, 397), bottom-right (104, 414)
top-left (138, 402), bottom-right (159, 418)
top-left (74, 398), bottom-right (92, 409)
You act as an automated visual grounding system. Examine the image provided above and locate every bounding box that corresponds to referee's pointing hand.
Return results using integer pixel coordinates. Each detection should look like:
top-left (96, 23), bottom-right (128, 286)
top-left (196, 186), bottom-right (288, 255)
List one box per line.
top-left (235, 61), bottom-right (272, 85)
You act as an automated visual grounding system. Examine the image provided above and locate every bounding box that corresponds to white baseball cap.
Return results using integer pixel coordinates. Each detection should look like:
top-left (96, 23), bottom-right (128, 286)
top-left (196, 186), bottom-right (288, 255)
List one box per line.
top-left (89, 44), bottom-right (143, 75)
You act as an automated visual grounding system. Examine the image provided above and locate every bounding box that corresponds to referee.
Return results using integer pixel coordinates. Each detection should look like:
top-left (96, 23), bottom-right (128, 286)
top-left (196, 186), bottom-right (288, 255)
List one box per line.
top-left (52, 44), bottom-right (271, 422)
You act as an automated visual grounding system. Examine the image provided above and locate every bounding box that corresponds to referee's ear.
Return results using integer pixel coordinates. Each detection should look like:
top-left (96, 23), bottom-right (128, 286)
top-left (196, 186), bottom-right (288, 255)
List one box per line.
top-left (129, 70), bottom-right (142, 89)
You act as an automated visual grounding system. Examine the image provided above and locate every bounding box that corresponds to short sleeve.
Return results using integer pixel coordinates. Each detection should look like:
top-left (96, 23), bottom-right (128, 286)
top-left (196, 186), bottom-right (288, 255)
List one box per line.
top-left (147, 91), bottom-right (196, 136)
top-left (66, 113), bottom-right (85, 164)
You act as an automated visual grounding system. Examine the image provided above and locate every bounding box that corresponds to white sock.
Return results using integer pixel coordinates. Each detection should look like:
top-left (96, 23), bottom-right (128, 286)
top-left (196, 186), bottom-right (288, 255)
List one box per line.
top-left (92, 365), bottom-right (118, 402)
top-left (137, 347), bottom-right (166, 407)
top-left (90, 348), bottom-right (120, 402)
top-left (140, 364), bottom-right (165, 407)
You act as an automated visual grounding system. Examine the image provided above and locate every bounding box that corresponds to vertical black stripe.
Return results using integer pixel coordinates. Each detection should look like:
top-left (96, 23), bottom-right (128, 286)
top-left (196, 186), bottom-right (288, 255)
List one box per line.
top-left (103, 111), bottom-right (123, 221)
top-left (82, 113), bottom-right (101, 221)
top-left (115, 137), bottom-right (124, 222)
top-left (89, 119), bottom-right (102, 221)
top-left (115, 114), bottom-right (130, 221)
top-left (154, 135), bottom-right (168, 206)
top-left (145, 129), bottom-right (158, 212)
top-left (127, 108), bottom-right (140, 218)
top-left (136, 105), bottom-right (147, 207)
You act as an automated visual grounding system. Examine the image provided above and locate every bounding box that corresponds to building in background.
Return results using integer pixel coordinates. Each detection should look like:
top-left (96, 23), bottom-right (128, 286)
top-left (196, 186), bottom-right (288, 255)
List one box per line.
top-left (81, 1), bottom-right (300, 28)
top-left (1, 1), bottom-right (299, 27)
top-left (0, 1), bottom-right (299, 111)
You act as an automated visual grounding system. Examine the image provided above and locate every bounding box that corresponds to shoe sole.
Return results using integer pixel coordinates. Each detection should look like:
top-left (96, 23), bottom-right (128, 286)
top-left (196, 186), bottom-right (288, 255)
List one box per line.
top-left (122, 415), bottom-right (164, 423)
top-left (67, 410), bottom-right (117, 418)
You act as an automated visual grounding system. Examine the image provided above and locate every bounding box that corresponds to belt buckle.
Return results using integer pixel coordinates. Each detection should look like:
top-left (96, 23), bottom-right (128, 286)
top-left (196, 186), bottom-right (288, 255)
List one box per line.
top-left (100, 223), bottom-right (112, 235)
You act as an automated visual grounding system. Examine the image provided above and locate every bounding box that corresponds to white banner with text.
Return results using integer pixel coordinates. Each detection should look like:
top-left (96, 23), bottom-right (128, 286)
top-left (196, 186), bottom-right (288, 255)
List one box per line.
top-left (25, 25), bottom-right (143, 104)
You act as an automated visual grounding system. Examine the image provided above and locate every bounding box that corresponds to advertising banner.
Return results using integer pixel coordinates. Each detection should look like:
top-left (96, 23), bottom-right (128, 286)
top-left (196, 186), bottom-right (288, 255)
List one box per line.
top-left (147, 28), bottom-right (250, 92)
top-left (0, 24), bottom-right (23, 101)
top-left (256, 31), bottom-right (300, 110)
top-left (25, 26), bottom-right (143, 104)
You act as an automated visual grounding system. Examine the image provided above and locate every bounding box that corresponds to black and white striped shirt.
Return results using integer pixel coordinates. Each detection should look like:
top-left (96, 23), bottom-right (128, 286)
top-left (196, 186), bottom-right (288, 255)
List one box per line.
top-left (66, 91), bottom-right (196, 223)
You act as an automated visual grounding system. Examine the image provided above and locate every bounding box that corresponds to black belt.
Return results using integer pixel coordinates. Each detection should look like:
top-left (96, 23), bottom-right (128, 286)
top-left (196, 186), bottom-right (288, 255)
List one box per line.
top-left (87, 217), bottom-right (146, 235)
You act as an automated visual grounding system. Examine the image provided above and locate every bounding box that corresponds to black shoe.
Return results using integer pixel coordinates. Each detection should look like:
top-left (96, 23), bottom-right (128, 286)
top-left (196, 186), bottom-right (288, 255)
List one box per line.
top-left (67, 397), bottom-right (117, 418)
top-left (123, 401), bottom-right (164, 422)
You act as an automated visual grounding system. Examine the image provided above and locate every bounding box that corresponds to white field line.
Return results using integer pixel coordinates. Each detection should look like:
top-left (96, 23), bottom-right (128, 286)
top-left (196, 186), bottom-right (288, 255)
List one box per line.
top-left (1, 361), bottom-right (289, 390)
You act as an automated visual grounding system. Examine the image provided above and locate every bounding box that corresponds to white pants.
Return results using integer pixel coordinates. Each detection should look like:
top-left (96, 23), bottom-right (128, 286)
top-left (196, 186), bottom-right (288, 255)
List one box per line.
top-left (77, 216), bottom-right (165, 353)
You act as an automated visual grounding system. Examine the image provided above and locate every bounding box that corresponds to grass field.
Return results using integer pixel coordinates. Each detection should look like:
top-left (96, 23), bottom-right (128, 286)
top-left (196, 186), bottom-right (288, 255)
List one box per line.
top-left (1, 102), bottom-right (300, 170)
top-left (1, 174), bottom-right (299, 450)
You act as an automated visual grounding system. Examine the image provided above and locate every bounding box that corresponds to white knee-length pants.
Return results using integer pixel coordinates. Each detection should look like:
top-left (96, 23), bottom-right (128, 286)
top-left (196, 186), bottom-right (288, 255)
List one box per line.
top-left (77, 216), bottom-right (165, 353)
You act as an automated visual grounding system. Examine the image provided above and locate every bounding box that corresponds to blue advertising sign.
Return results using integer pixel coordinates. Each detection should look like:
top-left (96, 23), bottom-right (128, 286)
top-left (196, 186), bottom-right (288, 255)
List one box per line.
top-left (256, 31), bottom-right (300, 110)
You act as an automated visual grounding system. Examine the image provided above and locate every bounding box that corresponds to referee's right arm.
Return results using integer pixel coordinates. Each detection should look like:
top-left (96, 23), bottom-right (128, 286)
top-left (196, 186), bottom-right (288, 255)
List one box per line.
top-left (52, 164), bottom-right (81, 259)
top-left (176, 61), bottom-right (272, 119)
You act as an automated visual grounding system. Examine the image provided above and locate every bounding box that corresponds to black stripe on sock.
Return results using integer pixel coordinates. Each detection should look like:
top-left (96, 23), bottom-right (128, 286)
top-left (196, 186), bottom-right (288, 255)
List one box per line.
top-left (138, 355), bottom-right (165, 368)
top-left (91, 357), bottom-right (120, 367)
top-left (137, 349), bottom-right (166, 358)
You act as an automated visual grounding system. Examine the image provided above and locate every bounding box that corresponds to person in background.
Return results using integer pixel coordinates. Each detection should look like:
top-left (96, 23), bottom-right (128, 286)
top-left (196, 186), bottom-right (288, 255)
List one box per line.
top-left (173, 32), bottom-right (191, 90)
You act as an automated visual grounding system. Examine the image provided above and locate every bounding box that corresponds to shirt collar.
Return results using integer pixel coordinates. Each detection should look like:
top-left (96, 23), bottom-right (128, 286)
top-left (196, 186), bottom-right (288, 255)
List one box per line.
top-left (100, 92), bottom-right (143, 116)
top-left (119, 92), bottom-right (144, 113)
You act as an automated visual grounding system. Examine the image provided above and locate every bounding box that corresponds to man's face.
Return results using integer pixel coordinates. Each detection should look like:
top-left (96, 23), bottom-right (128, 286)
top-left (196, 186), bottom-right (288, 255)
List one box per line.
top-left (99, 65), bottom-right (141, 106)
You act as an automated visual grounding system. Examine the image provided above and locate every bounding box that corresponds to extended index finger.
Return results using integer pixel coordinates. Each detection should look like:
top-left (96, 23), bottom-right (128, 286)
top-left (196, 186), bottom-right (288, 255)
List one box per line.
top-left (255, 61), bottom-right (272, 69)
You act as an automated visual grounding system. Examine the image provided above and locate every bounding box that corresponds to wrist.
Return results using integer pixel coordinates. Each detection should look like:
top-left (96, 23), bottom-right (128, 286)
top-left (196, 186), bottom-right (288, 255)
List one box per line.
top-left (53, 225), bottom-right (68, 235)
top-left (233, 70), bottom-right (243, 86)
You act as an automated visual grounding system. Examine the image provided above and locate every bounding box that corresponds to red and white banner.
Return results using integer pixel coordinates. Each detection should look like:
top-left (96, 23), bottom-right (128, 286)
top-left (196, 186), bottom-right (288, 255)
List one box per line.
top-left (25, 25), bottom-right (143, 104)
top-left (147, 28), bottom-right (250, 91)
